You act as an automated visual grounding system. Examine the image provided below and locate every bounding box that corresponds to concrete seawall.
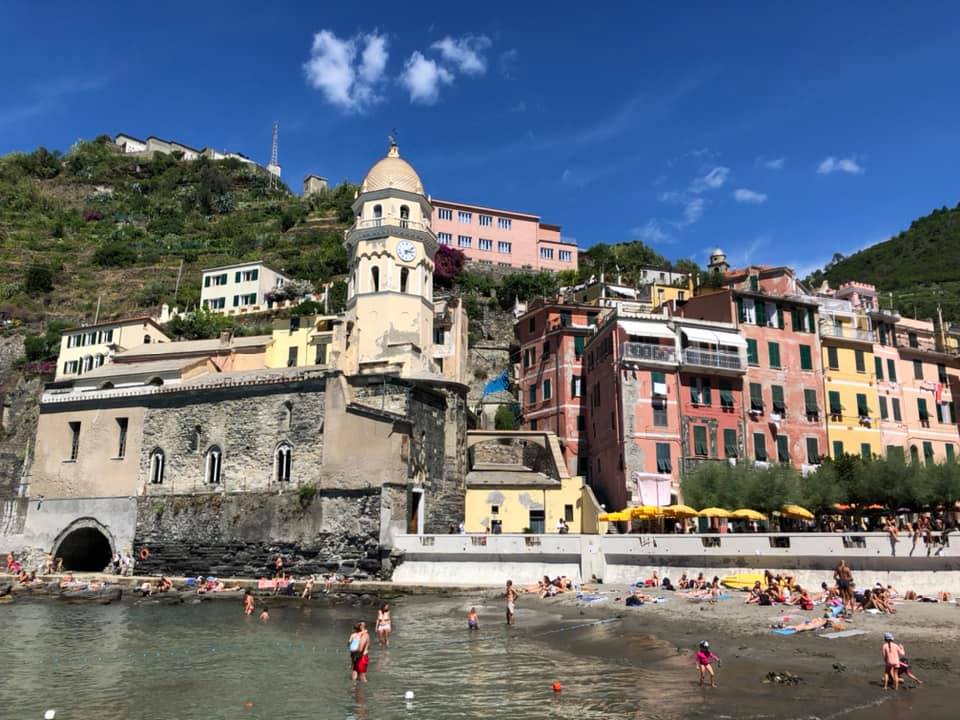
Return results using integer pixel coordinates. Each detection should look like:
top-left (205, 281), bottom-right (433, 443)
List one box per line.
top-left (392, 533), bottom-right (960, 594)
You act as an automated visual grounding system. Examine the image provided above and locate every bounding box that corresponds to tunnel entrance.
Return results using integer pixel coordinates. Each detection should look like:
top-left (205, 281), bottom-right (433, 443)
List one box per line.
top-left (55, 527), bottom-right (113, 571)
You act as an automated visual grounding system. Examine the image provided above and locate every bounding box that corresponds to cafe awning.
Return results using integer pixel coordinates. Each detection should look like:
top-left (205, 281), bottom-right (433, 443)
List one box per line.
top-left (619, 319), bottom-right (674, 339)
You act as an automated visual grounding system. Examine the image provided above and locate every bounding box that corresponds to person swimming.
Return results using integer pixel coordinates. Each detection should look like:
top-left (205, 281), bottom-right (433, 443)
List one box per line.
top-left (467, 607), bottom-right (479, 631)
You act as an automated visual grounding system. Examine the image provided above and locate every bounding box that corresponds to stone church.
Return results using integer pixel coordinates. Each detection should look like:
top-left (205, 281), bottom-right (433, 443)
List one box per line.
top-left (4, 140), bottom-right (469, 578)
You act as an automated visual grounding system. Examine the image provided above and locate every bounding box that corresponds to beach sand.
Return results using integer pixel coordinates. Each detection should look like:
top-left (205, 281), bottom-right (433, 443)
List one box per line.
top-left (523, 582), bottom-right (960, 719)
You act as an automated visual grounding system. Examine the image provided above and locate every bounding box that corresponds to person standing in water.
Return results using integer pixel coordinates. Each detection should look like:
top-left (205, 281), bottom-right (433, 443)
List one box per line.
top-left (243, 589), bottom-right (255, 616)
top-left (376, 603), bottom-right (392, 647)
top-left (882, 632), bottom-right (907, 690)
top-left (505, 580), bottom-right (519, 625)
top-left (696, 640), bottom-right (720, 687)
top-left (467, 607), bottom-right (479, 631)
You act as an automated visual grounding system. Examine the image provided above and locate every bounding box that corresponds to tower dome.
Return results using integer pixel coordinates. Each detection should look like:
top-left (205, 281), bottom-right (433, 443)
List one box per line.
top-left (359, 140), bottom-right (425, 196)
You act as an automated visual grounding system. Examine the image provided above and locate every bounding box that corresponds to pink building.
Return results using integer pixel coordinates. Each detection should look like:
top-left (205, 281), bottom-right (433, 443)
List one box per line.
top-left (515, 300), bottom-right (600, 476)
top-left (431, 199), bottom-right (578, 272)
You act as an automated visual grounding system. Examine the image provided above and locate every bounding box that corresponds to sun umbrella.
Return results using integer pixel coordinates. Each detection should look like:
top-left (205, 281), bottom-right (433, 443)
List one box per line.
top-left (629, 505), bottom-right (662, 519)
top-left (662, 504), bottom-right (699, 518)
top-left (599, 510), bottom-right (632, 522)
top-left (698, 507), bottom-right (732, 518)
top-left (781, 504), bottom-right (815, 520)
top-left (731, 509), bottom-right (768, 521)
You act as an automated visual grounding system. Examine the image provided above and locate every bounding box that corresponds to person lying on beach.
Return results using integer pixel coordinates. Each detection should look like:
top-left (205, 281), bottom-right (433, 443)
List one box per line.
top-left (137, 581), bottom-right (153, 596)
top-left (626, 589), bottom-right (653, 606)
top-left (59, 572), bottom-right (75, 588)
top-left (770, 616), bottom-right (830, 633)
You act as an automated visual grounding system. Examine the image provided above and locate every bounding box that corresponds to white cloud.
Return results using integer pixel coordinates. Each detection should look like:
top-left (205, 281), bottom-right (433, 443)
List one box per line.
top-left (689, 166), bottom-right (730, 193)
top-left (817, 156), bottom-right (864, 175)
top-left (430, 35), bottom-right (492, 75)
top-left (762, 157), bottom-right (785, 170)
top-left (658, 190), bottom-right (684, 204)
top-left (400, 51), bottom-right (453, 105)
top-left (303, 30), bottom-right (388, 113)
top-left (630, 220), bottom-right (672, 245)
top-left (683, 197), bottom-right (705, 224)
top-left (732, 188), bottom-right (768, 204)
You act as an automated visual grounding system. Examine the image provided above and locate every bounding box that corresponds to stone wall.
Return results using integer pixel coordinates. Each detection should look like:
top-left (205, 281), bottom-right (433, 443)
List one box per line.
top-left (134, 490), bottom-right (384, 578)
top-left (139, 378), bottom-right (327, 494)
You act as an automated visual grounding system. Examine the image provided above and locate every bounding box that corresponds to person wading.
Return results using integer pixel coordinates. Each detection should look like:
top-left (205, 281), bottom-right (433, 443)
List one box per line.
top-left (505, 580), bottom-right (519, 625)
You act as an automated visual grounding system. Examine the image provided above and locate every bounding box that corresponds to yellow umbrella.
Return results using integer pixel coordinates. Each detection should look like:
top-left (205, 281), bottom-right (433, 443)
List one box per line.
top-left (732, 509), bottom-right (768, 521)
top-left (629, 505), bottom-right (662, 519)
top-left (698, 507), bottom-right (732, 518)
top-left (662, 504), bottom-right (699, 518)
top-left (599, 510), bottom-right (632, 522)
top-left (781, 504), bottom-right (815, 520)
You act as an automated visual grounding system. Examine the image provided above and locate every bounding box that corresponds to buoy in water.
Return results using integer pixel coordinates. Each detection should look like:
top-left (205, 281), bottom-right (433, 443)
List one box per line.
top-left (243, 700), bottom-right (254, 709)
top-left (404, 691), bottom-right (415, 700)
top-left (552, 682), bottom-right (563, 693)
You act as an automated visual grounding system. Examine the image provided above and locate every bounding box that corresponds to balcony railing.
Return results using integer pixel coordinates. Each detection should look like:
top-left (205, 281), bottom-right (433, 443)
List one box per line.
top-left (353, 217), bottom-right (432, 232)
top-left (681, 348), bottom-right (745, 371)
top-left (622, 341), bottom-right (676, 364)
top-left (819, 324), bottom-right (875, 342)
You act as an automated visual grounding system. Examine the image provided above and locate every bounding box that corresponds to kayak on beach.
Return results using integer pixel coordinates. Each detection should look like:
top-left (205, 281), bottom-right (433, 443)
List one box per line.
top-left (721, 573), bottom-right (764, 591)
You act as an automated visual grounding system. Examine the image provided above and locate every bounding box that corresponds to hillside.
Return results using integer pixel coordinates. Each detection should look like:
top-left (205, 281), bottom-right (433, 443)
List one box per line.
top-left (0, 136), bottom-right (355, 327)
top-left (804, 202), bottom-right (960, 321)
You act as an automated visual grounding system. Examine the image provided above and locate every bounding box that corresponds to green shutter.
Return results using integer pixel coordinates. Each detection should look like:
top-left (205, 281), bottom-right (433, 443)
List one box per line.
top-left (887, 359), bottom-right (897, 382)
top-left (874, 356), bottom-right (883, 380)
top-left (768, 341), bottom-right (781, 368)
top-left (918, 398), bottom-right (929, 421)
top-left (833, 440), bottom-right (844, 458)
top-left (860, 443), bottom-right (872, 460)
top-left (702, 379), bottom-right (712, 406)
top-left (827, 346), bottom-right (839, 370)
top-left (791, 308), bottom-right (803, 331)
top-left (750, 383), bottom-right (763, 411)
top-left (879, 396), bottom-right (888, 419)
top-left (690, 381), bottom-right (700, 405)
top-left (719, 380), bottom-right (734, 408)
top-left (807, 309), bottom-right (816, 332)
top-left (746, 339), bottom-right (759, 365)
top-left (753, 433), bottom-right (767, 461)
top-left (771, 385), bottom-right (785, 412)
top-left (923, 441), bottom-right (934, 464)
top-left (856, 393), bottom-right (869, 418)
top-left (913, 360), bottom-right (924, 380)
top-left (887, 445), bottom-right (904, 462)
top-left (656, 443), bottom-right (672, 473)
top-left (806, 437), bottom-right (820, 464)
top-left (776, 435), bottom-right (789, 463)
top-left (755, 301), bottom-right (767, 326)
top-left (828, 391), bottom-right (842, 416)
top-left (574, 335), bottom-right (585, 357)
top-left (799, 345), bottom-right (812, 370)
top-left (736, 297), bottom-right (745, 323)
top-left (775, 304), bottom-right (784, 329)
top-left (947, 444), bottom-right (956, 463)
top-left (693, 426), bottom-right (708, 456)
top-left (804, 389), bottom-right (819, 416)
top-left (855, 350), bottom-right (866, 373)
top-left (652, 371), bottom-right (665, 384)
top-left (936, 402), bottom-right (944, 424)
top-left (724, 429), bottom-right (738, 458)
top-left (893, 398), bottom-right (902, 422)
top-left (749, 275), bottom-right (759, 291)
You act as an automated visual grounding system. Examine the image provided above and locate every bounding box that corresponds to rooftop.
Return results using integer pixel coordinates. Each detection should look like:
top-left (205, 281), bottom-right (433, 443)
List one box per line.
top-left (113, 334), bottom-right (272, 360)
top-left (201, 260), bottom-right (288, 275)
top-left (64, 315), bottom-right (165, 334)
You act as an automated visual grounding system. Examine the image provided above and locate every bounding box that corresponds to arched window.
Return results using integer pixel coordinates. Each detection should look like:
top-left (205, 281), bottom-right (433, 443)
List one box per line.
top-left (100, 382), bottom-right (114, 390)
top-left (400, 205), bottom-right (409, 228)
top-left (149, 449), bottom-right (165, 484)
top-left (400, 267), bottom-right (409, 293)
top-left (144, 335), bottom-right (152, 344)
top-left (148, 377), bottom-right (164, 387)
top-left (275, 442), bottom-right (292, 483)
top-left (910, 445), bottom-right (919, 464)
top-left (371, 266), bottom-right (380, 292)
top-left (205, 446), bottom-right (222, 484)
top-left (283, 401), bottom-right (293, 430)
top-left (373, 204), bottom-right (382, 225)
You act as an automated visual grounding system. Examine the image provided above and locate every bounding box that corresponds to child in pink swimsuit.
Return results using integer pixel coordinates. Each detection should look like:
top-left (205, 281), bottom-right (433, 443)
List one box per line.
top-left (696, 640), bottom-right (720, 687)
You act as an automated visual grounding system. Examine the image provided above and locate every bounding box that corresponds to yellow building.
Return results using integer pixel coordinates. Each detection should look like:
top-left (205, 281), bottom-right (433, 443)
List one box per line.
top-left (264, 314), bottom-right (337, 369)
top-left (463, 430), bottom-right (604, 533)
top-left (818, 291), bottom-right (882, 459)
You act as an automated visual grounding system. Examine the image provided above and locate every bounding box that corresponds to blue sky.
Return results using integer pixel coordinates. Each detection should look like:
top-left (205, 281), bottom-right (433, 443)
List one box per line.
top-left (2, 1), bottom-right (959, 275)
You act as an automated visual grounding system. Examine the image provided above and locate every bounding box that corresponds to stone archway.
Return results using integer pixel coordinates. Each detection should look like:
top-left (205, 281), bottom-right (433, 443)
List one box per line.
top-left (52, 518), bottom-right (115, 572)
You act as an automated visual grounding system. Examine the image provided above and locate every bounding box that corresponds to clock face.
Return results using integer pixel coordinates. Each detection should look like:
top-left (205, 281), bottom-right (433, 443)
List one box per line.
top-left (397, 240), bottom-right (417, 262)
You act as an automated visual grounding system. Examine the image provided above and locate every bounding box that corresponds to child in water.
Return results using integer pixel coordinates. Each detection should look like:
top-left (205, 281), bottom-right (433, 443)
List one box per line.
top-left (259, 608), bottom-right (270, 621)
top-left (696, 640), bottom-right (720, 687)
top-left (243, 589), bottom-right (255, 616)
top-left (467, 607), bottom-right (479, 631)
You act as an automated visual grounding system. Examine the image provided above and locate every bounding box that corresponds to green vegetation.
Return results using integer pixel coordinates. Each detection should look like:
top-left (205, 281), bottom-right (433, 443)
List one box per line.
top-left (0, 136), bottom-right (356, 327)
top-left (494, 404), bottom-right (520, 430)
top-left (804, 202), bottom-right (960, 321)
top-left (681, 455), bottom-right (960, 515)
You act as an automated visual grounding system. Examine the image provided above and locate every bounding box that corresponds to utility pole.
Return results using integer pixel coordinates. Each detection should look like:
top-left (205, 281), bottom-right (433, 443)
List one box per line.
top-left (93, 295), bottom-right (101, 324)
top-left (267, 122), bottom-right (281, 191)
top-left (174, 258), bottom-right (184, 302)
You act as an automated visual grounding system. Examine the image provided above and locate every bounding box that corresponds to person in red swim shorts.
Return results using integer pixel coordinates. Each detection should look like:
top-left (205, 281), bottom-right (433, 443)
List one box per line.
top-left (349, 622), bottom-right (370, 684)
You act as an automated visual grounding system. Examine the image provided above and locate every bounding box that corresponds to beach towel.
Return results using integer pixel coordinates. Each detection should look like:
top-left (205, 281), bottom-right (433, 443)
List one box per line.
top-left (819, 629), bottom-right (868, 639)
top-left (771, 628), bottom-right (797, 635)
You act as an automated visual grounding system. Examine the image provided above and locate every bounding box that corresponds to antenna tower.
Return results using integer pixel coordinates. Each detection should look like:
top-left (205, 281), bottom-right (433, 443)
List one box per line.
top-left (267, 122), bottom-right (280, 190)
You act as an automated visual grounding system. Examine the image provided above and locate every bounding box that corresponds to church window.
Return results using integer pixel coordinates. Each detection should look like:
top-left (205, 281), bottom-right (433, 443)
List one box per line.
top-left (275, 442), bottom-right (293, 482)
top-left (150, 448), bottom-right (165, 484)
top-left (371, 266), bottom-right (380, 292)
top-left (400, 267), bottom-right (409, 293)
top-left (400, 205), bottom-right (410, 228)
top-left (373, 204), bottom-right (383, 223)
top-left (205, 446), bottom-right (222, 484)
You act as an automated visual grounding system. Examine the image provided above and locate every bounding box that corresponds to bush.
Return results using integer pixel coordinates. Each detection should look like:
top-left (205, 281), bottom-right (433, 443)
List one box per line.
top-left (135, 280), bottom-right (170, 307)
top-left (498, 272), bottom-right (559, 310)
top-left (290, 300), bottom-right (325, 316)
top-left (23, 320), bottom-right (70, 362)
top-left (24, 265), bottom-right (54, 293)
top-left (494, 404), bottom-right (519, 430)
top-left (434, 245), bottom-right (466, 288)
top-left (326, 280), bottom-right (348, 313)
top-left (93, 241), bottom-right (138, 267)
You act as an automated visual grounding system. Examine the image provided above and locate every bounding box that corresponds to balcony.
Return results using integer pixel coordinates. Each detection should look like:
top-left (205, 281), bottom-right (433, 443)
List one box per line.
top-left (819, 324), bottom-right (875, 343)
top-left (681, 348), bottom-right (745, 373)
top-left (622, 341), bottom-right (677, 365)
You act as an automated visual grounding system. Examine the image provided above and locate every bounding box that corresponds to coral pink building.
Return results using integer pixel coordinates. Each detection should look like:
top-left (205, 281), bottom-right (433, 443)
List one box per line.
top-left (678, 266), bottom-right (828, 470)
top-left (431, 199), bottom-right (577, 272)
top-left (515, 300), bottom-right (600, 476)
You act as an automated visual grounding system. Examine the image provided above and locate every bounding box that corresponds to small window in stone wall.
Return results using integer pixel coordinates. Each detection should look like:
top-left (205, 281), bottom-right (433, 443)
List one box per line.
top-left (275, 442), bottom-right (293, 482)
top-left (189, 426), bottom-right (202, 453)
top-left (205, 446), bottom-right (222, 484)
